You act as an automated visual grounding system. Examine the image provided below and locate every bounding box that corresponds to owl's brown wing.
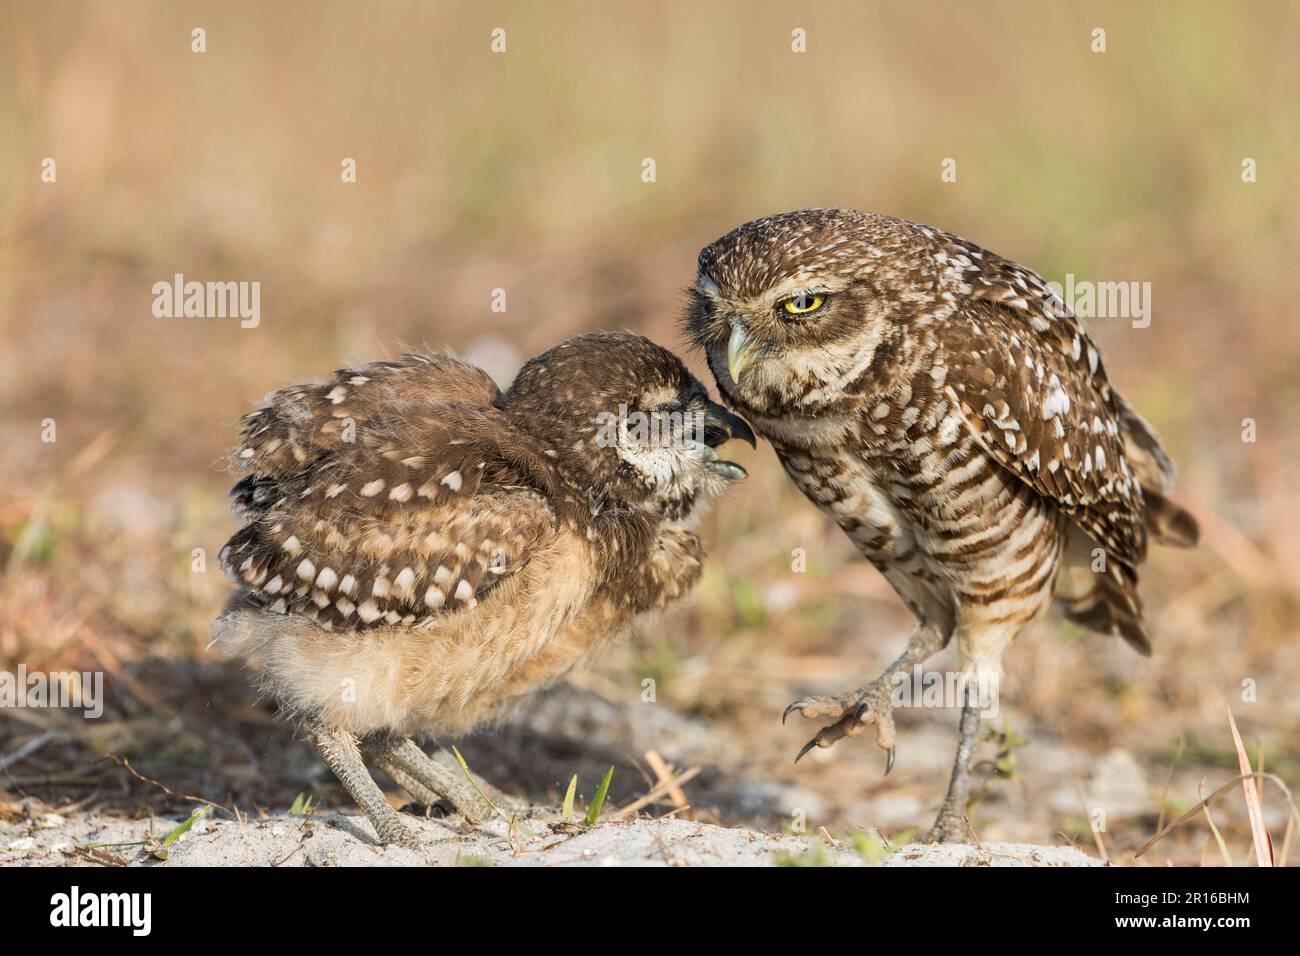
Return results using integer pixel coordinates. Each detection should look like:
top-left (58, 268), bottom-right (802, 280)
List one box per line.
top-left (940, 270), bottom-right (1146, 571)
top-left (228, 351), bottom-right (502, 483)
top-left (219, 352), bottom-right (561, 628)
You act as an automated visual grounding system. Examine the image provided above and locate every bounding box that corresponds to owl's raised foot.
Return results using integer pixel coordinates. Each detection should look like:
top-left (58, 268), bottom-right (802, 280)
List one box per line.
top-left (783, 676), bottom-right (897, 774)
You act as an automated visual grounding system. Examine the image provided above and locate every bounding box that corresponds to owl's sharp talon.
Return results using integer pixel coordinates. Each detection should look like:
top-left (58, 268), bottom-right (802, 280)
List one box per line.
top-left (794, 738), bottom-right (820, 764)
top-left (885, 745), bottom-right (896, 776)
top-left (785, 679), bottom-right (896, 767)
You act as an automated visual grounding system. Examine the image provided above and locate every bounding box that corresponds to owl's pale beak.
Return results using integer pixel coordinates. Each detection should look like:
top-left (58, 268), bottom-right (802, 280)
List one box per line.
top-left (726, 323), bottom-right (768, 383)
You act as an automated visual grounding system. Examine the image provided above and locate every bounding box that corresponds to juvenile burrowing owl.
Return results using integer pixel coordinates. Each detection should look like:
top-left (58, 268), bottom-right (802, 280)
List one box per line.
top-left (684, 208), bottom-right (1197, 842)
top-left (209, 332), bottom-right (754, 846)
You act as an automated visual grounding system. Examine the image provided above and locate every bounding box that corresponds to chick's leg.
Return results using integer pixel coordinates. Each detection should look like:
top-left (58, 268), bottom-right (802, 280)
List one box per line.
top-left (305, 718), bottom-right (418, 847)
top-left (371, 756), bottom-right (440, 809)
top-left (921, 696), bottom-right (982, 843)
top-left (783, 622), bottom-right (947, 772)
top-left (366, 736), bottom-right (492, 825)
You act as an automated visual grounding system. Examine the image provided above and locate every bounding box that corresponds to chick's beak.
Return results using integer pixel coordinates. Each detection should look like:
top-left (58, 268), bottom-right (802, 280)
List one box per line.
top-left (726, 322), bottom-right (768, 384)
top-left (700, 400), bottom-right (755, 481)
top-left (703, 401), bottom-right (757, 449)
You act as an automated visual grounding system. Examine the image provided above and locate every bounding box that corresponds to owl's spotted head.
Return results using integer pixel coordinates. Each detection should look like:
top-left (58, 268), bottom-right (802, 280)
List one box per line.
top-left (683, 208), bottom-right (932, 419)
top-left (502, 332), bottom-right (754, 520)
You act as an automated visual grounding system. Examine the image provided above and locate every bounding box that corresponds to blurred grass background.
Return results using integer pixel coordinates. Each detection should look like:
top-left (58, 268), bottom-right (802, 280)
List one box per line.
top-left (1, 0), bottom-right (1297, 864)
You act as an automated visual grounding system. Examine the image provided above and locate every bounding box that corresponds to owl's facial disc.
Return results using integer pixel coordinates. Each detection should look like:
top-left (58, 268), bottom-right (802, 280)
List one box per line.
top-left (693, 271), bottom-right (842, 389)
top-left (689, 265), bottom-right (882, 421)
top-left (613, 395), bottom-right (753, 519)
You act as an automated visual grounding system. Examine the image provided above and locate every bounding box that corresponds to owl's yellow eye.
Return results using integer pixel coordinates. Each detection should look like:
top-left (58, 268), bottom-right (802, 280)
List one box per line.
top-left (781, 293), bottom-right (826, 315)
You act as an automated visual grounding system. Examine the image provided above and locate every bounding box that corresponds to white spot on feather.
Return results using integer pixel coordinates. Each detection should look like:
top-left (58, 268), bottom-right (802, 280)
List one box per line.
top-left (394, 567), bottom-right (415, 595)
top-left (1042, 387), bottom-right (1070, 419)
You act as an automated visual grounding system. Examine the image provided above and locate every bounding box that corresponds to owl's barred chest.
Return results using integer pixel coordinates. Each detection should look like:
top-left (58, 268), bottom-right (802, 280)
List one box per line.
top-left (766, 407), bottom-right (1006, 570)
top-left (774, 434), bottom-right (928, 561)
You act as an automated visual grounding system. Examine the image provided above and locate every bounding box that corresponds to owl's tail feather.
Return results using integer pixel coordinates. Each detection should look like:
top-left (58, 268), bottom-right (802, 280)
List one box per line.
top-left (1142, 487), bottom-right (1200, 549)
top-left (1055, 558), bottom-right (1153, 656)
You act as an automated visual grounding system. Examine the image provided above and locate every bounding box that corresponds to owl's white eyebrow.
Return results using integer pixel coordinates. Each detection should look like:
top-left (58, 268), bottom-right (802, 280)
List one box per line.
top-left (769, 278), bottom-right (837, 300)
top-left (695, 275), bottom-right (720, 297)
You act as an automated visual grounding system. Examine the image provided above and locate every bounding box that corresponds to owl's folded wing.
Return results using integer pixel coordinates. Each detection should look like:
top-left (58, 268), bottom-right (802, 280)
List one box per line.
top-left (942, 294), bottom-right (1146, 571)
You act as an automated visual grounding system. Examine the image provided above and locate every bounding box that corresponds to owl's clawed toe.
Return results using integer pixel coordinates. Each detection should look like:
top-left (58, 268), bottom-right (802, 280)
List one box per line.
top-left (783, 694), bottom-right (849, 723)
top-left (792, 712), bottom-right (856, 762)
top-left (785, 679), bottom-right (897, 771)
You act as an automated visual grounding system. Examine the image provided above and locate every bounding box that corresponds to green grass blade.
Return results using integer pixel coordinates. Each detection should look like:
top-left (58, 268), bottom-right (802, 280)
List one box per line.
top-left (288, 793), bottom-right (314, 816)
top-left (1201, 804), bottom-right (1234, 866)
top-left (452, 746), bottom-right (536, 840)
top-left (161, 805), bottom-right (210, 848)
top-left (562, 774), bottom-right (577, 823)
top-left (585, 766), bottom-right (614, 827)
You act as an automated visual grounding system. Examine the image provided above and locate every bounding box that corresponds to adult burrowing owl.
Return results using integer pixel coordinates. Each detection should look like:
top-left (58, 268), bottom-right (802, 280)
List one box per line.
top-left (209, 332), bottom-right (754, 846)
top-left (684, 209), bottom-right (1197, 842)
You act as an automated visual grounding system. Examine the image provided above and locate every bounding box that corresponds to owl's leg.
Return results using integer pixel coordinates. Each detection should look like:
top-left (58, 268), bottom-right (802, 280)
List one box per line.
top-left (783, 623), bottom-right (947, 771)
top-left (305, 718), bottom-right (419, 848)
top-left (920, 695), bottom-right (982, 843)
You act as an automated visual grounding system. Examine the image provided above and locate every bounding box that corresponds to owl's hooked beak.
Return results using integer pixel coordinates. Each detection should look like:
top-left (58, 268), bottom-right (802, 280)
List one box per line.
top-left (726, 322), bottom-right (770, 383)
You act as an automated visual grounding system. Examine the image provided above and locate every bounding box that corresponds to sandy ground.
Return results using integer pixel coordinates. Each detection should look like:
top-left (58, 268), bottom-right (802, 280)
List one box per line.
top-left (2, 806), bottom-right (1102, 868)
top-left (0, 684), bottom-right (1110, 868)
top-left (3, 682), bottom-right (1279, 867)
